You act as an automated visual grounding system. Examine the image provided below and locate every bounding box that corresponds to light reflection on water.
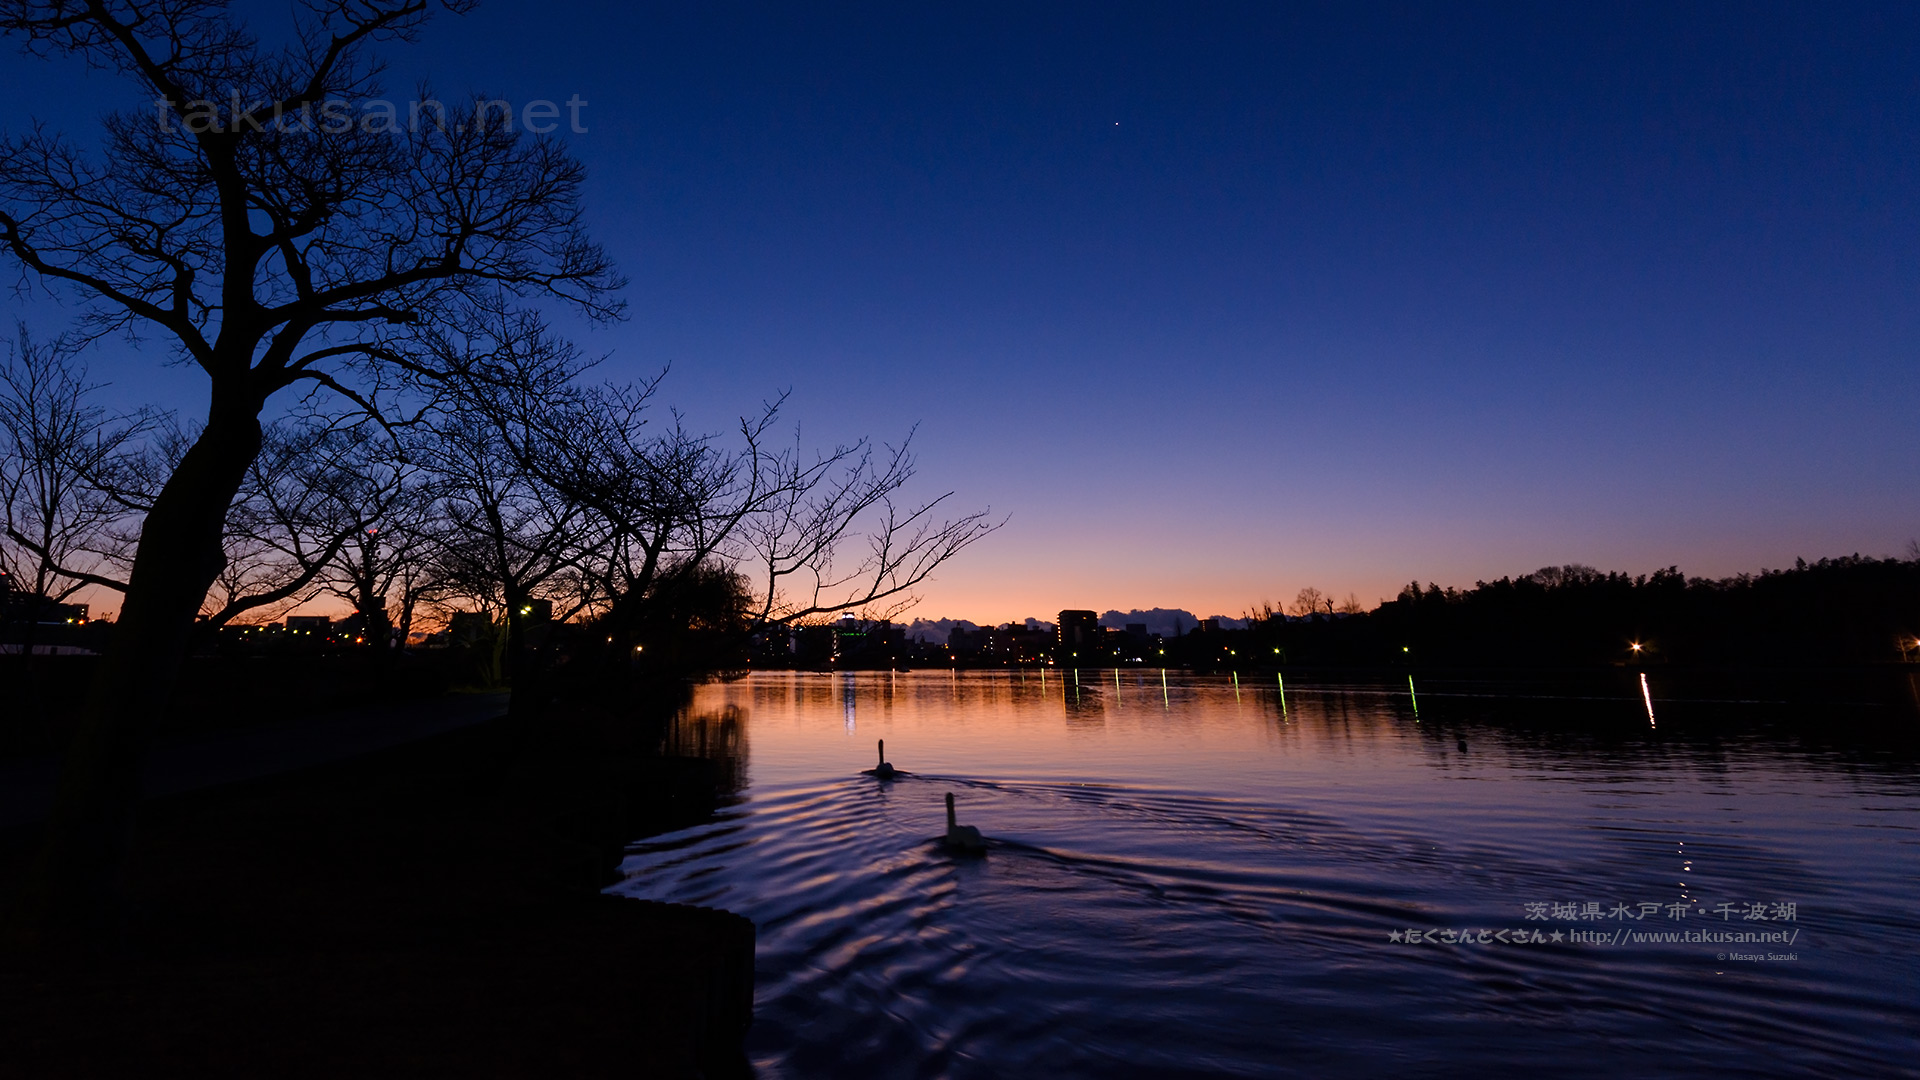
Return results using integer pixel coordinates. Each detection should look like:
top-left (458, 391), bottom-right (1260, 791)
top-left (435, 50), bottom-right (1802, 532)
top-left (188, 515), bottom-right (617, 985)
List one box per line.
top-left (612, 671), bottom-right (1920, 1078)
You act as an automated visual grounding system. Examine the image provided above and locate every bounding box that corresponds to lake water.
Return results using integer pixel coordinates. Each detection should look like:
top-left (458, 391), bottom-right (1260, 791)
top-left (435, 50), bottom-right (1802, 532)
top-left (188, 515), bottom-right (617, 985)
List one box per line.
top-left (610, 670), bottom-right (1920, 1078)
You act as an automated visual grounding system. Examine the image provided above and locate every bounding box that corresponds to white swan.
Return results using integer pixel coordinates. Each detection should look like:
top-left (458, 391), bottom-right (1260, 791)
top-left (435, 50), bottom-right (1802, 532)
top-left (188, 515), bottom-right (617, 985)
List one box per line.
top-left (942, 792), bottom-right (986, 853)
top-left (863, 739), bottom-right (900, 779)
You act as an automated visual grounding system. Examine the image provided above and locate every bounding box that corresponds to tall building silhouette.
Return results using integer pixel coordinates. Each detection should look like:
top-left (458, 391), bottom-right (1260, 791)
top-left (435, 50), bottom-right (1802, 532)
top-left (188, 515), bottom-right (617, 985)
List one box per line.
top-left (1056, 609), bottom-right (1100, 661)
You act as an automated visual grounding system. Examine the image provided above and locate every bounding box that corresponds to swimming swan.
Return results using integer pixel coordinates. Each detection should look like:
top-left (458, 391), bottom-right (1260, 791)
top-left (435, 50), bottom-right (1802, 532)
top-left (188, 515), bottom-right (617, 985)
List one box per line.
top-left (863, 739), bottom-right (901, 779)
top-left (942, 792), bottom-right (986, 853)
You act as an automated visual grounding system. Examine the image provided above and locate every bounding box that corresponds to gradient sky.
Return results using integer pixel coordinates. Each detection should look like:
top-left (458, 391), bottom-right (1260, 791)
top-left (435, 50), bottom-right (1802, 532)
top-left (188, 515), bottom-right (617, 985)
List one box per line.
top-left (5, 2), bottom-right (1918, 623)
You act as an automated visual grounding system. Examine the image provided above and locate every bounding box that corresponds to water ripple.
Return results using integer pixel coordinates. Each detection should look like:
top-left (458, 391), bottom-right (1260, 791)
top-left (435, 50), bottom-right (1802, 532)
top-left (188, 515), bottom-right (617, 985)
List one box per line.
top-left (611, 672), bottom-right (1920, 1079)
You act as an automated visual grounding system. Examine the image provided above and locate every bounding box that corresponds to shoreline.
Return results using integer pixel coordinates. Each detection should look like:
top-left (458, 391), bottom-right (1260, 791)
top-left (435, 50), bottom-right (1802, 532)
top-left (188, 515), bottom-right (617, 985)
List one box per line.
top-left (0, 711), bottom-right (755, 1078)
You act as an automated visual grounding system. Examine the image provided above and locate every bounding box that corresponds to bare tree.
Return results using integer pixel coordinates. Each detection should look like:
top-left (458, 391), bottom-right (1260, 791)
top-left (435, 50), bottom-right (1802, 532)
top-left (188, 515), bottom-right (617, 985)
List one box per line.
top-left (0, 327), bottom-right (152, 614)
top-left (547, 388), bottom-right (750, 625)
top-left (27, 406), bottom-right (407, 631)
top-left (203, 417), bottom-right (401, 627)
top-left (505, 347), bottom-right (998, 638)
top-left (738, 429), bottom-right (996, 628)
top-left (319, 461), bottom-right (438, 648)
top-left (430, 309), bottom-right (998, 706)
top-left (414, 331), bottom-right (609, 701)
top-left (1338, 592), bottom-right (1364, 615)
top-left (1290, 586), bottom-right (1324, 617)
top-left (0, 0), bottom-right (621, 945)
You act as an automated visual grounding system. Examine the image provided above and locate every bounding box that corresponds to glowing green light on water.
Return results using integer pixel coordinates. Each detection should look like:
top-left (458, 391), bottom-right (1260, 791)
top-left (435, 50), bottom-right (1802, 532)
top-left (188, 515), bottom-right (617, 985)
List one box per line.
top-left (1408, 674), bottom-right (1419, 718)
top-left (1232, 671), bottom-right (1240, 702)
top-left (1277, 672), bottom-right (1287, 717)
top-left (1161, 667), bottom-right (1170, 707)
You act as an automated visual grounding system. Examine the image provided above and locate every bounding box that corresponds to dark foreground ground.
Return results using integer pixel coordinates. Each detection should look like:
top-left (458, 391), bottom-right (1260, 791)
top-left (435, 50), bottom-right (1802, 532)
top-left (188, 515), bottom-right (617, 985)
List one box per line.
top-left (0, 712), bottom-right (754, 1078)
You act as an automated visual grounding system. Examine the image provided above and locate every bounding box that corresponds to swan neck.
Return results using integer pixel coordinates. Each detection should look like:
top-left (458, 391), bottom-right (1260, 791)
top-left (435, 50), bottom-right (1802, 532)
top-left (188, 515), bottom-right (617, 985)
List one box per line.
top-left (946, 793), bottom-right (956, 828)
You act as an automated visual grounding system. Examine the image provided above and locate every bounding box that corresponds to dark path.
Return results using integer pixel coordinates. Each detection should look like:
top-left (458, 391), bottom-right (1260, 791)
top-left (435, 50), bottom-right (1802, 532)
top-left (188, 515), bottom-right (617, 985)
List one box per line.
top-left (0, 692), bottom-right (509, 828)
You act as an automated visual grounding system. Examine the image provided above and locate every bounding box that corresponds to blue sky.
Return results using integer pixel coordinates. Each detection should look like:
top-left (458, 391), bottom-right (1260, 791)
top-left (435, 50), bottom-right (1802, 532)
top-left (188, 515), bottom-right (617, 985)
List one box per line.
top-left (4, 2), bottom-right (1917, 622)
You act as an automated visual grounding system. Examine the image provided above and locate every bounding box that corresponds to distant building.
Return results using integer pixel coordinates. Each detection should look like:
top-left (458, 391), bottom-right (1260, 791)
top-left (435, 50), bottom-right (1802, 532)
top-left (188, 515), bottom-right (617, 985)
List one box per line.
top-left (285, 614), bottom-right (332, 634)
top-left (446, 611), bottom-right (495, 645)
top-left (752, 625), bottom-right (795, 659)
top-left (947, 624), bottom-right (986, 654)
top-left (792, 623), bottom-right (838, 664)
top-left (827, 618), bottom-right (903, 667)
top-left (833, 614), bottom-right (867, 661)
top-left (947, 622), bottom-right (1052, 663)
top-left (1056, 610), bottom-right (1101, 661)
top-left (0, 577), bottom-right (89, 624)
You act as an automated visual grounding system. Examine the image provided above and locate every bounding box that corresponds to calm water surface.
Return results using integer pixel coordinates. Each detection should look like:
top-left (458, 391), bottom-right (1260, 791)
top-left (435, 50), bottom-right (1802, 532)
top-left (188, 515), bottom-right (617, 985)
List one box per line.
top-left (611, 671), bottom-right (1920, 1078)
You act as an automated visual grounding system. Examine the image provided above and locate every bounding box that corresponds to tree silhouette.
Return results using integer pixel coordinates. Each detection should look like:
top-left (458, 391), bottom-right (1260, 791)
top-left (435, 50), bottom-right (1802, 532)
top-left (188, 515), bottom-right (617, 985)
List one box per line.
top-left (0, 327), bottom-right (153, 613)
top-left (427, 306), bottom-right (998, 715)
top-left (203, 417), bottom-right (404, 627)
top-left (317, 456), bottom-right (438, 649)
top-left (0, 0), bottom-right (620, 947)
top-left (412, 319), bottom-right (608, 706)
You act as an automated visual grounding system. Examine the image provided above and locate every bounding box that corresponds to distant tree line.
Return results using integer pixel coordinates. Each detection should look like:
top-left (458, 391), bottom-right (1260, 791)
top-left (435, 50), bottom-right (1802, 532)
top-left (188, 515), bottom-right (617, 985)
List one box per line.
top-left (926, 561), bottom-right (1920, 672)
top-left (1226, 560), bottom-right (1920, 670)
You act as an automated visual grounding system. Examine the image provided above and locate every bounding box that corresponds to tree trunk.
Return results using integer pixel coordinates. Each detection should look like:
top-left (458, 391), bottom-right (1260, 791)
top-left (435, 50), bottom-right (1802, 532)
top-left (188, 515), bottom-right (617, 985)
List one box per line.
top-left (15, 592), bottom-right (46, 750)
top-left (503, 601), bottom-right (534, 727)
top-left (4, 396), bottom-right (262, 951)
top-left (396, 589), bottom-right (419, 650)
top-left (356, 584), bottom-right (393, 652)
top-left (355, 542), bottom-right (394, 651)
